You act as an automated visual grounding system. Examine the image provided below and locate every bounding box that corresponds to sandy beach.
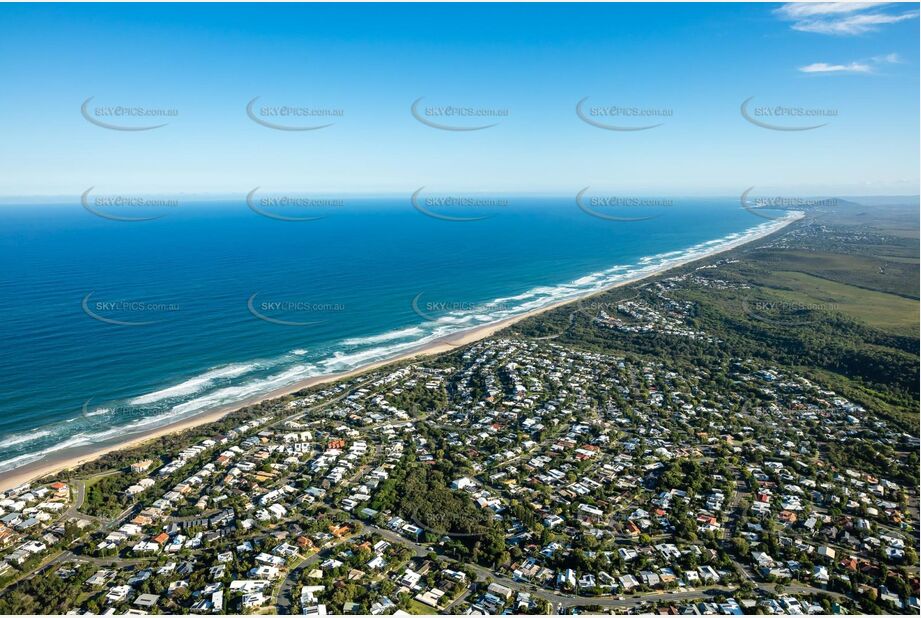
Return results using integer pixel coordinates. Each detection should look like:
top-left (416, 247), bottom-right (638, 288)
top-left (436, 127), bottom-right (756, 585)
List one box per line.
top-left (0, 213), bottom-right (803, 492)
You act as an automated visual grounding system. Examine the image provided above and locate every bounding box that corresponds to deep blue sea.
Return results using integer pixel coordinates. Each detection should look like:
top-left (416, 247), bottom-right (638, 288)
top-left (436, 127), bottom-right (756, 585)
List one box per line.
top-left (0, 196), bottom-right (791, 474)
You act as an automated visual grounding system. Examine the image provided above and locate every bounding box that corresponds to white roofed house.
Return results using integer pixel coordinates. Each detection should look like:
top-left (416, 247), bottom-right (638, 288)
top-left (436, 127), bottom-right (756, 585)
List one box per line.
top-left (640, 570), bottom-right (661, 588)
top-left (133, 593), bottom-right (160, 610)
top-left (619, 574), bottom-right (639, 591)
top-left (105, 584), bottom-right (132, 604)
top-left (367, 555), bottom-right (387, 570)
top-left (697, 565), bottom-right (719, 582)
top-left (487, 582), bottom-right (513, 600)
top-left (267, 503), bottom-right (288, 519)
top-left (578, 573), bottom-right (597, 590)
top-left (300, 585), bottom-right (326, 615)
top-left (544, 514), bottom-right (564, 528)
top-left (400, 567), bottom-right (422, 589)
top-left (241, 592), bottom-right (267, 609)
top-left (450, 477), bottom-right (475, 490)
top-left (577, 502), bottom-right (604, 524)
top-left (557, 568), bottom-right (577, 589)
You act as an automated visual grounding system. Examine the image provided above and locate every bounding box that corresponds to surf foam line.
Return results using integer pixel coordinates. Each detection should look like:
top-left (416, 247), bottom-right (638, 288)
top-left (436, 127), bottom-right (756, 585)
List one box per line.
top-left (0, 429), bottom-right (53, 449)
top-left (0, 213), bottom-right (800, 476)
top-left (246, 211), bottom-right (802, 385)
top-left (129, 362), bottom-right (264, 406)
top-left (0, 427), bottom-right (132, 473)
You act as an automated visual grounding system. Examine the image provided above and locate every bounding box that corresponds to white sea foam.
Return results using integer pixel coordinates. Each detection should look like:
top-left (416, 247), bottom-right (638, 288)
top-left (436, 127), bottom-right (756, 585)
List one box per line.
top-left (572, 274), bottom-right (602, 286)
top-left (0, 430), bottom-right (121, 472)
top-left (320, 344), bottom-right (420, 372)
top-left (437, 314), bottom-right (477, 325)
top-left (342, 326), bottom-right (424, 346)
top-left (83, 407), bottom-right (111, 417)
top-left (4, 364), bottom-right (321, 458)
top-left (384, 212), bottom-right (802, 351)
top-left (2, 213), bottom-right (802, 478)
top-left (129, 362), bottom-right (261, 405)
top-left (0, 452), bottom-right (46, 473)
top-left (163, 364), bottom-right (319, 418)
top-left (0, 429), bottom-right (53, 449)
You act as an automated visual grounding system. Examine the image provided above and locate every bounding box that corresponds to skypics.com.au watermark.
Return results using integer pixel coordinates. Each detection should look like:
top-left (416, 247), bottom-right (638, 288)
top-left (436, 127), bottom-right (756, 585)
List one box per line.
top-left (411, 97), bottom-right (508, 131)
top-left (740, 97), bottom-right (838, 131)
top-left (740, 187), bottom-right (838, 220)
top-left (81, 97), bottom-right (178, 131)
top-left (411, 188), bottom-right (509, 222)
top-left (81, 292), bottom-right (180, 327)
top-left (81, 187), bottom-right (179, 222)
top-left (247, 293), bottom-right (345, 327)
top-left (742, 297), bottom-right (840, 327)
top-left (246, 97), bottom-right (344, 131)
top-left (246, 188), bottom-right (344, 222)
top-left (576, 97), bottom-right (673, 131)
top-left (576, 188), bottom-right (674, 222)
top-left (411, 292), bottom-right (514, 323)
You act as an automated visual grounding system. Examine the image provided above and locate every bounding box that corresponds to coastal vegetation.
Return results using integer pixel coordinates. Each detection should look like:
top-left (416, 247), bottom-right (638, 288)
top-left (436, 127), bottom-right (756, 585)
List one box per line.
top-left (512, 209), bottom-right (919, 432)
top-left (2, 201), bottom-right (916, 615)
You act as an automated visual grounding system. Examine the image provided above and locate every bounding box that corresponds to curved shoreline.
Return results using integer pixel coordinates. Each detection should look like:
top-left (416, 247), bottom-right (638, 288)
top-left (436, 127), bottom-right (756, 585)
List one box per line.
top-left (0, 212), bottom-right (803, 491)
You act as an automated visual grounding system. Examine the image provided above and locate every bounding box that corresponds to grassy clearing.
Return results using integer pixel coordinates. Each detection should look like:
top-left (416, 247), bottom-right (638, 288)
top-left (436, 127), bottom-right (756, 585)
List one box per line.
top-left (765, 270), bottom-right (918, 336)
top-left (751, 249), bottom-right (918, 299)
top-left (407, 599), bottom-right (438, 614)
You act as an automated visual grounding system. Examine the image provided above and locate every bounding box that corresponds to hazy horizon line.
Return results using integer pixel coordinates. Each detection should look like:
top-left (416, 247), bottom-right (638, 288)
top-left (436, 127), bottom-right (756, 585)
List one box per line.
top-left (1, 192), bottom-right (918, 203)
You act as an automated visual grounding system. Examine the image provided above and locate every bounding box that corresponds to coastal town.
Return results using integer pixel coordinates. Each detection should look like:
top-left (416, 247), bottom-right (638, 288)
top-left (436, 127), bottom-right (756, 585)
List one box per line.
top-left (0, 259), bottom-right (917, 616)
top-left (2, 1), bottom-right (919, 616)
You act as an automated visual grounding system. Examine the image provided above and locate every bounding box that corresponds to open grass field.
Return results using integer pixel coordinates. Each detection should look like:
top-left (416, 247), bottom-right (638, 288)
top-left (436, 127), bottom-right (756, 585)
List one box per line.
top-left (763, 270), bottom-right (919, 337)
top-left (514, 204), bottom-right (919, 430)
top-left (750, 248), bottom-right (919, 300)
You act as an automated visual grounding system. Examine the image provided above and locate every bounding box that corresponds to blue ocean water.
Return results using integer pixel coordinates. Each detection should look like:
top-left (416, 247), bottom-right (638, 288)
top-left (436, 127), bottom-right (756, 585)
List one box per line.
top-left (0, 197), bottom-right (789, 473)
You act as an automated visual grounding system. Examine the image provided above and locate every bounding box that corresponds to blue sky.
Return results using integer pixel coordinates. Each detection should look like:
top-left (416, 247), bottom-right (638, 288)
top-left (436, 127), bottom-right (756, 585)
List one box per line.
top-left (0, 2), bottom-right (917, 197)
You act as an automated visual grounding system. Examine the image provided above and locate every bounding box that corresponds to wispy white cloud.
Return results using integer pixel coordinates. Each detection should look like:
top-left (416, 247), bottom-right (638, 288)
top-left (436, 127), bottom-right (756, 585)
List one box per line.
top-left (777, 2), bottom-right (882, 18)
top-left (776, 2), bottom-right (918, 35)
top-left (872, 52), bottom-right (901, 63)
top-left (798, 52), bottom-right (900, 74)
top-left (799, 62), bottom-right (871, 74)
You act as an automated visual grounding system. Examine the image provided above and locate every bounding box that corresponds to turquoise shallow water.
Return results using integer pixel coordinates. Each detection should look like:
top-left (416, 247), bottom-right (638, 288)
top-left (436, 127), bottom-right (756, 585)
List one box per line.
top-left (0, 196), bottom-right (788, 473)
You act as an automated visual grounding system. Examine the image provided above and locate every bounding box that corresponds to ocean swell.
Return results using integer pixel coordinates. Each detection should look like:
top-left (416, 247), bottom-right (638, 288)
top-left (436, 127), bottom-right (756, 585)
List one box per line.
top-left (0, 212), bottom-right (800, 479)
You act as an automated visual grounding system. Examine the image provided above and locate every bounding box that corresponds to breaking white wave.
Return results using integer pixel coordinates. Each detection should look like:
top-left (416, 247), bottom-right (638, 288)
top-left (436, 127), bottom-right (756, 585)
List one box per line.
top-left (162, 364), bottom-right (320, 418)
top-left (0, 212), bottom-right (801, 478)
top-left (129, 362), bottom-right (262, 405)
top-left (100, 219), bottom-right (803, 423)
top-left (343, 326), bottom-right (424, 346)
top-left (320, 339), bottom-right (435, 373)
top-left (0, 452), bottom-right (46, 474)
top-left (0, 428), bottom-right (130, 475)
top-left (339, 212), bottom-right (802, 361)
top-left (0, 429), bottom-right (53, 449)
